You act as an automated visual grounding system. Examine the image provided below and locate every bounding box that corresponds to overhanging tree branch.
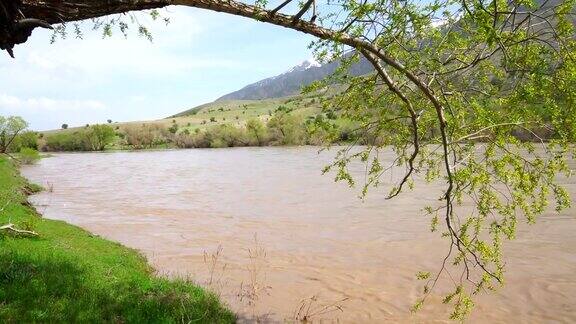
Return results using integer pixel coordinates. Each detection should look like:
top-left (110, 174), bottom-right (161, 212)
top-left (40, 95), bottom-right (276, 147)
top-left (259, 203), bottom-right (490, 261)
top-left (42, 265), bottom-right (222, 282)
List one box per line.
top-left (4, 0), bottom-right (574, 320)
top-left (10, 0), bottom-right (449, 150)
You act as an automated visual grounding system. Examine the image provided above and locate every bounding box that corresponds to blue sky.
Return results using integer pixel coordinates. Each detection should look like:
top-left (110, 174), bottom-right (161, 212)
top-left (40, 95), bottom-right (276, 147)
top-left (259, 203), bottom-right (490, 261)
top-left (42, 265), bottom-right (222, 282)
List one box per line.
top-left (0, 6), bottom-right (315, 130)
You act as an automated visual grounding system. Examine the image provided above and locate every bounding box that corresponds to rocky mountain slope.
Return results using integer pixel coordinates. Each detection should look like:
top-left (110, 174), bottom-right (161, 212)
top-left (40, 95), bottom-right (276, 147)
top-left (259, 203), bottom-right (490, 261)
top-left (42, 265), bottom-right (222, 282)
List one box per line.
top-left (216, 56), bottom-right (372, 101)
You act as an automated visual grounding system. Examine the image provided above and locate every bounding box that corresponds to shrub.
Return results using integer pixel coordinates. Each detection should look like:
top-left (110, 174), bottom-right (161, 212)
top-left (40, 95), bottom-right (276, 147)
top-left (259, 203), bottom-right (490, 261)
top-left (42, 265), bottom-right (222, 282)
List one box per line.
top-left (306, 123), bottom-right (333, 146)
top-left (168, 123), bottom-right (179, 134)
top-left (173, 130), bottom-right (210, 148)
top-left (173, 134), bottom-right (196, 148)
top-left (275, 105), bottom-right (293, 113)
top-left (44, 124), bottom-right (115, 152)
top-left (123, 125), bottom-right (169, 149)
top-left (206, 124), bottom-right (247, 148)
top-left (44, 132), bottom-right (87, 151)
top-left (267, 112), bottom-right (305, 145)
top-left (210, 137), bottom-right (227, 148)
top-left (336, 121), bottom-right (358, 142)
top-left (61, 124), bottom-right (68, 129)
top-left (326, 111), bottom-right (338, 120)
top-left (19, 147), bottom-right (40, 165)
top-left (245, 118), bottom-right (268, 146)
top-left (85, 124), bottom-right (115, 150)
top-left (11, 131), bottom-right (39, 152)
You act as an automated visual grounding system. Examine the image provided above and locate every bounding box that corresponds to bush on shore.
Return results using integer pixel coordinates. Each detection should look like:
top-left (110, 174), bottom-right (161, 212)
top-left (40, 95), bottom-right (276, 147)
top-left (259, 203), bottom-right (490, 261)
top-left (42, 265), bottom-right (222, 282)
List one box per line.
top-left (43, 124), bottom-right (116, 152)
top-left (245, 118), bottom-right (268, 146)
top-left (171, 112), bottom-right (350, 149)
top-left (122, 124), bottom-right (170, 149)
top-left (267, 111), bottom-right (306, 145)
top-left (10, 131), bottom-right (40, 152)
top-left (18, 148), bottom-right (41, 165)
top-left (39, 111), bottom-right (361, 152)
top-left (44, 132), bottom-right (87, 151)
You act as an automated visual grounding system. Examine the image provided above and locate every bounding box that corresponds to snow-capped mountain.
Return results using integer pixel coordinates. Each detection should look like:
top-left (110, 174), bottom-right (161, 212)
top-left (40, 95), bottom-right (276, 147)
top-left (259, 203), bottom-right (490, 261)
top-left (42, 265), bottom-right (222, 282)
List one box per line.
top-left (283, 59), bottom-right (322, 74)
top-left (216, 56), bottom-right (372, 101)
top-left (214, 0), bottom-right (568, 102)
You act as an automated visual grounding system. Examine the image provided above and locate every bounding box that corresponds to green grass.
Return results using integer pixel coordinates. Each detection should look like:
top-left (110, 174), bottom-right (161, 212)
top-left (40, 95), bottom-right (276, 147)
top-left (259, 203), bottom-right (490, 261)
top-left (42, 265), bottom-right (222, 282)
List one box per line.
top-left (38, 91), bottom-right (351, 151)
top-left (161, 94), bottom-right (327, 138)
top-left (0, 156), bottom-right (234, 323)
top-left (43, 93), bottom-right (326, 136)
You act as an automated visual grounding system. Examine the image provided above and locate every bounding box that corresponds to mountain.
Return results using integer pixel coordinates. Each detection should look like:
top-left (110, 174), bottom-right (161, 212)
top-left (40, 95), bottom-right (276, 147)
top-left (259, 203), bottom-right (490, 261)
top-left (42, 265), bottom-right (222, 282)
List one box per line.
top-left (216, 56), bottom-right (373, 101)
top-left (197, 1), bottom-right (572, 109)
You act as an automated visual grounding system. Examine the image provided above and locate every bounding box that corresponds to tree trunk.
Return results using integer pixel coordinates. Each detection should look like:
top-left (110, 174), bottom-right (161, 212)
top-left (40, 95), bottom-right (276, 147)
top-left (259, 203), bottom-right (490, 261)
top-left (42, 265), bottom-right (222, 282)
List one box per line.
top-left (7, 0), bottom-right (367, 57)
top-left (11, 0), bottom-right (356, 45)
top-left (18, 0), bottom-right (170, 24)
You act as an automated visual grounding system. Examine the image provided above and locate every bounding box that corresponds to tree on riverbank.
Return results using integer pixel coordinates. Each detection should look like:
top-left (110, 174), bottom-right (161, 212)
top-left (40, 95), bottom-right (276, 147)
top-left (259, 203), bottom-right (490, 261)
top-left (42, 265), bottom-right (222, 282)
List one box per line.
top-left (44, 124), bottom-right (115, 151)
top-left (86, 124), bottom-right (115, 151)
top-left (2, 0), bottom-right (575, 320)
top-left (0, 116), bottom-right (27, 154)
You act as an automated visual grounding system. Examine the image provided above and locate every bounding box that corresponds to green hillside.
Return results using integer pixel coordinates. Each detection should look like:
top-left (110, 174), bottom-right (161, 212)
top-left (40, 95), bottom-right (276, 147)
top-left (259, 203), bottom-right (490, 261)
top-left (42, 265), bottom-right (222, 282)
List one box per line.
top-left (36, 89), bottom-right (355, 151)
top-left (169, 92), bottom-right (325, 130)
top-left (44, 92), bottom-right (326, 137)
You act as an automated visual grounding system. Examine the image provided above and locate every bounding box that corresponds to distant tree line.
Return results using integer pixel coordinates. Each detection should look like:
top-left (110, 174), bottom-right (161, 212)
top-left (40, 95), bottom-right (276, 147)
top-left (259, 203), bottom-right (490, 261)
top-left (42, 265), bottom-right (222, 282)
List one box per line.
top-left (36, 110), bottom-right (374, 151)
top-left (3, 111), bottom-right (560, 154)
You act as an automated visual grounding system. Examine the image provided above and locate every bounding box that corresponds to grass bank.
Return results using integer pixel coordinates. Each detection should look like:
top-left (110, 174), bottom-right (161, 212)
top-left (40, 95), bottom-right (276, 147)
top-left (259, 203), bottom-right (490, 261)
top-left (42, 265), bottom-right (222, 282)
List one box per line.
top-left (0, 156), bottom-right (234, 323)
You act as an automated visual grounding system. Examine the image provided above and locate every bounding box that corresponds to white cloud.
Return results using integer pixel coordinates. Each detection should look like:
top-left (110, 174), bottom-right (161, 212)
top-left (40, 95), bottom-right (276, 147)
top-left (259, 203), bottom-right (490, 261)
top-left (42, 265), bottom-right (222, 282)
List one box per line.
top-left (18, 8), bottom-right (240, 77)
top-left (24, 35), bottom-right (242, 77)
top-left (0, 94), bottom-right (111, 130)
top-left (0, 94), bottom-right (106, 112)
top-left (0, 6), bottom-right (314, 130)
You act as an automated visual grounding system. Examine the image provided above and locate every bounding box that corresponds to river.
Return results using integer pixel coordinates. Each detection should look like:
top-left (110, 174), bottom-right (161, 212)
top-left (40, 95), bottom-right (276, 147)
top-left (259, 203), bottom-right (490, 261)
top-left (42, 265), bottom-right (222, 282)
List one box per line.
top-left (21, 147), bottom-right (576, 323)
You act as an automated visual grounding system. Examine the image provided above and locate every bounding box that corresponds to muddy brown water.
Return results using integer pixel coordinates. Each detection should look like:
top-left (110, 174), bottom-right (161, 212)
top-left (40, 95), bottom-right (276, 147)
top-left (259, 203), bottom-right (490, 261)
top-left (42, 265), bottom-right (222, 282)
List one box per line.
top-left (21, 147), bottom-right (576, 323)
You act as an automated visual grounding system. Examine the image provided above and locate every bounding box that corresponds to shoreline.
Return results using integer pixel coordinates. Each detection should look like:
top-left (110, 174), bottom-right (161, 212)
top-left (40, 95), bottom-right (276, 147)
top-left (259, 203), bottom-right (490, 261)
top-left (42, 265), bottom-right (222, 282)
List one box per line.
top-left (0, 155), bottom-right (234, 323)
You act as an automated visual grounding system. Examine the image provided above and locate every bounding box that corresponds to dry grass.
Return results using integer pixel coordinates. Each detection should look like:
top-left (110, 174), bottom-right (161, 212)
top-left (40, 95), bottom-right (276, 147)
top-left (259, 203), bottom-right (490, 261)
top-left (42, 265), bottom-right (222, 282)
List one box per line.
top-left (293, 295), bottom-right (349, 322)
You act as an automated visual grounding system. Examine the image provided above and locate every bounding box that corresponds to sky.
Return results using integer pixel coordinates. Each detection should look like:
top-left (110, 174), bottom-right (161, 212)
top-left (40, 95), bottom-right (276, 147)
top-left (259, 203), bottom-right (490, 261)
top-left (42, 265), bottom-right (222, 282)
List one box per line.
top-left (0, 6), bottom-right (315, 131)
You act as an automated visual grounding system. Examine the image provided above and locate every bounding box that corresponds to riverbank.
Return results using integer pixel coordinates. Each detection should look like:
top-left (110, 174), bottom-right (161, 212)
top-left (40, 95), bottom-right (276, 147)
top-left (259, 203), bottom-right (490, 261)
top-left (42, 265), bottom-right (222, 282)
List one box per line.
top-left (0, 156), bottom-right (234, 323)
top-left (20, 148), bottom-right (576, 322)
